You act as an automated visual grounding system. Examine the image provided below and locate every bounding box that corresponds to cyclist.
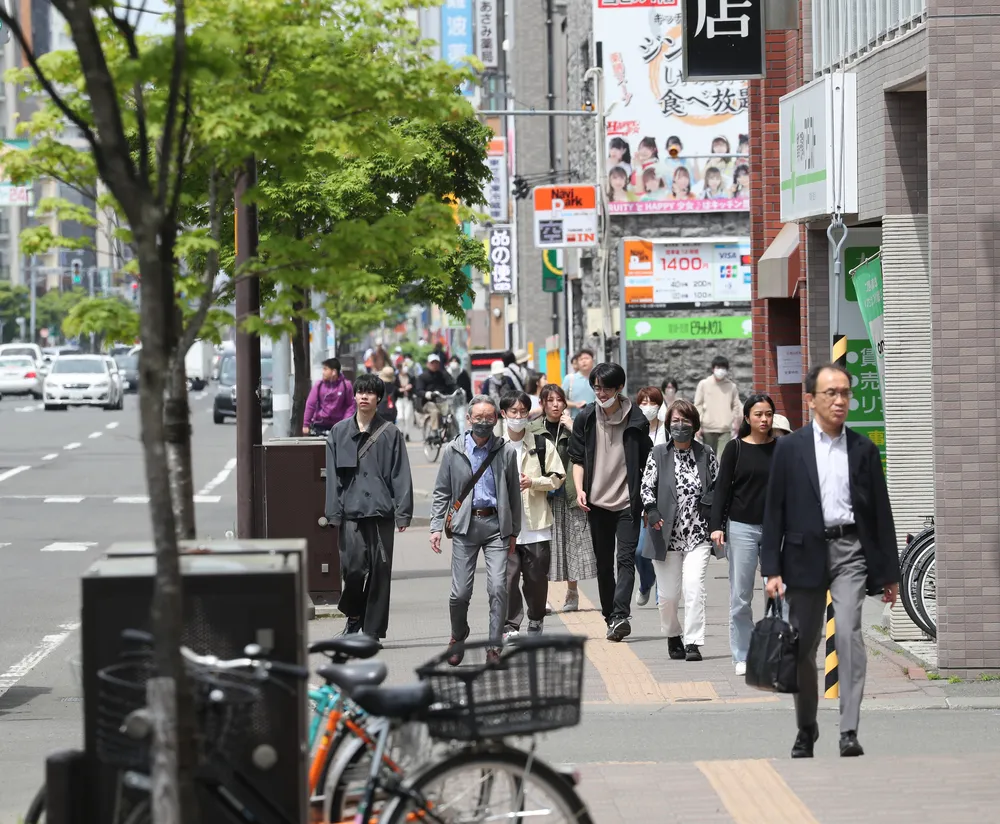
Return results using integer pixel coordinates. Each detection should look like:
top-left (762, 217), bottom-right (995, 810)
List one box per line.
top-left (415, 353), bottom-right (456, 435)
top-left (303, 357), bottom-right (355, 435)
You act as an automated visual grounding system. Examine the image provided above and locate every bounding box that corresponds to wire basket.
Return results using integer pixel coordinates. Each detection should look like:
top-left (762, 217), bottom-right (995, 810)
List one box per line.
top-left (95, 658), bottom-right (262, 771)
top-left (415, 635), bottom-right (585, 742)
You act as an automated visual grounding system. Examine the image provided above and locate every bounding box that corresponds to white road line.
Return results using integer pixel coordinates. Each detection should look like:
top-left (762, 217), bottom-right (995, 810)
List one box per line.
top-left (44, 496), bottom-right (85, 504)
top-left (42, 453), bottom-right (58, 461)
top-left (106, 421), bottom-right (119, 430)
top-left (0, 621), bottom-right (80, 699)
top-left (64, 442), bottom-right (81, 451)
top-left (0, 542), bottom-right (10, 549)
top-left (0, 465), bottom-right (30, 484)
top-left (88, 431), bottom-right (102, 439)
top-left (41, 542), bottom-right (97, 552)
top-left (193, 495), bottom-right (222, 504)
top-left (114, 496), bottom-right (150, 504)
top-left (198, 457), bottom-right (237, 496)
top-left (16, 405), bottom-right (34, 412)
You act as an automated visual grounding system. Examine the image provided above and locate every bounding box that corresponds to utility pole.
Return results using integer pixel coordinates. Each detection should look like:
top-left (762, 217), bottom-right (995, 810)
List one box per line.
top-left (545, 0), bottom-right (559, 344)
top-left (234, 157), bottom-right (262, 538)
top-left (29, 254), bottom-right (36, 343)
top-left (271, 282), bottom-right (291, 439)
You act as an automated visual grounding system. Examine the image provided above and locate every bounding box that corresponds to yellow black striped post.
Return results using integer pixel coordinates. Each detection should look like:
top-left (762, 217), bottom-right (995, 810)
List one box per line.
top-left (832, 334), bottom-right (848, 367)
top-left (823, 334), bottom-right (848, 699)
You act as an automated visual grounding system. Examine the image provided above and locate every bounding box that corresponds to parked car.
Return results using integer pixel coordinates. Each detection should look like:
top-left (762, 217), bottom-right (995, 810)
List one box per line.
top-left (43, 355), bottom-right (124, 411)
top-left (0, 342), bottom-right (43, 363)
top-left (104, 355), bottom-right (126, 397)
top-left (114, 353), bottom-right (139, 392)
top-left (213, 353), bottom-right (273, 423)
top-left (0, 355), bottom-right (43, 398)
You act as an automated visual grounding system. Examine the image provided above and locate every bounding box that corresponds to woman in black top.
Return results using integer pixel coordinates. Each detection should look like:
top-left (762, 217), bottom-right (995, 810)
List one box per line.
top-left (709, 393), bottom-right (777, 676)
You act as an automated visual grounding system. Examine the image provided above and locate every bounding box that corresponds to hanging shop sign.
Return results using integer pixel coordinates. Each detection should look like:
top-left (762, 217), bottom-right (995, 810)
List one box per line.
top-left (622, 237), bottom-right (752, 306)
top-left (594, 0), bottom-right (749, 215)
top-left (850, 251), bottom-right (885, 391)
top-left (532, 185), bottom-right (599, 249)
top-left (441, 0), bottom-right (475, 97)
top-left (682, 0), bottom-right (765, 81)
top-left (488, 225), bottom-right (515, 294)
top-left (483, 137), bottom-right (508, 222)
top-left (476, 0), bottom-right (499, 69)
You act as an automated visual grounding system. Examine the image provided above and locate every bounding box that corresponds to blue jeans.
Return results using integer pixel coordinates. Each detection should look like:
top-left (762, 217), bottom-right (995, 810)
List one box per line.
top-left (635, 524), bottom-right (657, 595)
top-left (727, 519), bottom-right (789, 663)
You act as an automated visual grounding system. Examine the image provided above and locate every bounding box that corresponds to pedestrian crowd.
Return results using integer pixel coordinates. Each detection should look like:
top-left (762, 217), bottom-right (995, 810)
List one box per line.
top-left (321, 348), bottom-right (900, 758)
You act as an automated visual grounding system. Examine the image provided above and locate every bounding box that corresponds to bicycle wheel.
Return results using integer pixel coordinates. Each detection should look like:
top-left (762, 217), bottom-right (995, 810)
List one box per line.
top-left (901, 539), bottom-right (935, 637)
top-left (384, 747), bottom-right (594, 824)
top-left (913, 549), bottom-right (937, 639)
top-left (24, 784), bottom-right (45, 824)
top-left (900, 528), bottom-right (934, 583)
top-left (422, 419), bottom-right (441, 463)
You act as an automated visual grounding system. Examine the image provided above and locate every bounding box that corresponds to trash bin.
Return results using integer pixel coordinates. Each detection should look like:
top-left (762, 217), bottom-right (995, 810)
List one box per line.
top-left (255, 437), bottom-right (341, 603)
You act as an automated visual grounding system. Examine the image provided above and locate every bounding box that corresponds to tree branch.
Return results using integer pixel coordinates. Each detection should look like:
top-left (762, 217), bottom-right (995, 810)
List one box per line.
top-left (107, 11), bottom-right (151, 184)
top-left (169, 84), bottom-right (192, 223)
top-left (179, 167), bottom-right (220, 353)
top-left (156, 0), bottom-right (187, 209)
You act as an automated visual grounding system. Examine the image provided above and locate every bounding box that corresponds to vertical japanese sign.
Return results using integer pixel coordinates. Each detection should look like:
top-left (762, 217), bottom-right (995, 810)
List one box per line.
top-left (441, 0), bottom-right (474, 97)
top-left (476, 0), bottom-right (499, 69)
top-left (594, 0), bottom-right (749, 215)
top-left (483, 138), bottom-right (508, 221)
top-left (682, 0), bottom-right (765, 80)
top-left (850, 252), bottom-right (885, 392)
top-left (488, 225), bottom-right (515, 294)
top-left (845, 338), bottom-right (886, 469)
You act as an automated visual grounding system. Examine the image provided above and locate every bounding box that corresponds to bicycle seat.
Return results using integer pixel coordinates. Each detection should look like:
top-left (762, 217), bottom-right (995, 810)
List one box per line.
top-left (316, 661), bottom-right (388, 695)
top-left (309, 635), bottom-right (381, 661)
top-left (350, 682), bottom-right (434, 721)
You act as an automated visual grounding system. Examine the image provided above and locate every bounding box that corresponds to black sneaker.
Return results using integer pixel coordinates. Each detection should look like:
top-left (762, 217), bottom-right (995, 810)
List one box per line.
top-left (342, 617), bottom-right (362, 636)
top-left (685, 644), bottom-right (702, 661)
top-left (667, 636), bottom-right (686, 659)
top-left (606, 617), bottom-right (632, 642)
top-left (792, 725), bottom-right (820, 758)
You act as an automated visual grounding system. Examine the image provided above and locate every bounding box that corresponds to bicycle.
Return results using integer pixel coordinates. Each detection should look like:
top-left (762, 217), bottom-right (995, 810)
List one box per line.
top-left (900, 516), bottom-right (936, 639)
top-left (421, 389), bottom-right (465, 463)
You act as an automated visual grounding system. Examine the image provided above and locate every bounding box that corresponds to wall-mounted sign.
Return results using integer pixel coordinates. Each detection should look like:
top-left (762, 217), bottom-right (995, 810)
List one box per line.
top-left (622, 237), bottom-right (752, 306)
top-left (488, 225), bottom-right (515, 294)
top-left (682, 0), bottom-right (765, 81)
top-left (776, 344), bottom-right (802, 384)
top-left (476, 0), bottom-right (499, 69)
top-left (532, 185), bottom-right (599, 249)
top-left (441, 0), bottom-right (474, 97)
top-left (626, 316), bottom-right (752, 340)
top-left (483, 138), bottom-right (508, 222)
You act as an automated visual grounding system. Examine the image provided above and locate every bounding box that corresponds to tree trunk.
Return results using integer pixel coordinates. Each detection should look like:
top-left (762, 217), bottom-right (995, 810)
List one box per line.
top-left (290, 288), bottom-right (310, 434)
top-left (135, 234), bottom-right (199, 824)
top-left (166, 353), bottom-right (197, 540)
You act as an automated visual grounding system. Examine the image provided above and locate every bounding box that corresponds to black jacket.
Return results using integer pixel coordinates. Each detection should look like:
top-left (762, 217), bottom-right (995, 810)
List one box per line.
top-left (568, 402), bottom-right (652, 519)
top-left (760, 424), bottom-right (900, 595)
top-left (414, 368), bottom-right (456, 399)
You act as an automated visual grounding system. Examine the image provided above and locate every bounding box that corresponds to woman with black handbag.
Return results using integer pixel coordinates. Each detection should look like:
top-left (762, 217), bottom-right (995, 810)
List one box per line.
top-left (640, 399), bottom-right (719, 662)
top-left (709, 393), bottom-right (778, 677)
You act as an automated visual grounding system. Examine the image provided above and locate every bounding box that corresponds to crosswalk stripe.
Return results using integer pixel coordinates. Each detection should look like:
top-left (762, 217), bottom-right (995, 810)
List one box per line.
top-left (41, 542), bottom-right (98, 552)
top-left (193, 495), bottom-right (222, 503)
top-left (43, 496), bottom-right (84, 503)
top-left (114, 496), bottom-right (150, 504)
top-left (0, 542), bottom-right (10, 549)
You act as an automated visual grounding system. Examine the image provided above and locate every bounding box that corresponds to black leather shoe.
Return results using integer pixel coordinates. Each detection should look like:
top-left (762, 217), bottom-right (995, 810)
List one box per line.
top-left (667, 636), bottom-right (686, 660)
top-left (839, 731), bottom-right (864, 757)
top-left (791, 725), bottom-right (819, 758)
top-left (685, 644), bottom-right (702, 662)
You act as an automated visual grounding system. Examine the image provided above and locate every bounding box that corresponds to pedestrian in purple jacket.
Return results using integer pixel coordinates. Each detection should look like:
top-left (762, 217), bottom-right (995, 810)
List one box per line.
top-left (303, 358), bottom-right (356, 434)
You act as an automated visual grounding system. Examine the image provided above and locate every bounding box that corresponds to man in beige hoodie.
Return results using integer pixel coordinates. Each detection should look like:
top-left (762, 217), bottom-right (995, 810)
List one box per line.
top-left (694, 355), bottom-right (742, 456)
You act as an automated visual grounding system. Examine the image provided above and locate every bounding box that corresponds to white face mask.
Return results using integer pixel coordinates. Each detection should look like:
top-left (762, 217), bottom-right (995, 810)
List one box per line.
top-left (596, 394), bottom-right (618, 410)
top-left (639, 404), bottom-right (659, 421)
top-left (714, 368), bottom-right (728, 380)
top-left (505, 417), bottom-right (528, 432)
top-left (657, 402), bottom-right (668, 423)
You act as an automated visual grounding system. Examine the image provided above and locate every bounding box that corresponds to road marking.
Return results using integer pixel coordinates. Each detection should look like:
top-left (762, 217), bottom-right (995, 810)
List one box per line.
top-left (44, 496), bottom-right (85, 503)
top-left (0, 542), bottom-right (10, 549)
top-left (106, 422), bottom-right (119, 430)
top-left (16, 405), bottom-right (35, 412)
top-left (41, 542), bottom-right (97, 552)
top-left (42, 453), bottom-right (58, 461)
top-left (193, 495), bottom-right (221, 503)
top-left (64, 442), bottom-right (81, 451)
top-left (696, 760), bottom-right (821, 824)
top-left (114, 496), bottom-right (150, 504)
top-left (199, 457), bottom-right (237, 496)
top-left (0, 621), bottom-right (81, 699)
top-left (0, 465), bottom-right (30, 484)
top-left (88, 431), bottom-right (102, 439)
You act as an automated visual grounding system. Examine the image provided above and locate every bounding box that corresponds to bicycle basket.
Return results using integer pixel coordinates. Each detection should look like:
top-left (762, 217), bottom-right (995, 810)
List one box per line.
top-left (95, 659), bottom-right (262, 770)
top-left (415, 635), bottom-right (585, 741)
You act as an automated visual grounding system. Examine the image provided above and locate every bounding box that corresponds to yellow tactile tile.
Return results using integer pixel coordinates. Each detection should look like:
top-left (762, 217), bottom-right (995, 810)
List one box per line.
top-left (696, 759), bottom-right (821, 824)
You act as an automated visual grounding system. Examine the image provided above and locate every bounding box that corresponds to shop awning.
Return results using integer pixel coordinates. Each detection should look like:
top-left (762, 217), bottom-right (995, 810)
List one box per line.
top-left (757, 223), bottom-right (801, 299)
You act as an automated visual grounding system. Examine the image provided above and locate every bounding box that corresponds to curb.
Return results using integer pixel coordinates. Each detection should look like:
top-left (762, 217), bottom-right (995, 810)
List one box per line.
top-left (862, 624), bottom-right (934, 680)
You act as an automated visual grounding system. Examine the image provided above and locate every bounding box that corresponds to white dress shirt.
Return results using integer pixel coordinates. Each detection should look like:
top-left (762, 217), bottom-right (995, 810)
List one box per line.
top-left (812, 419), bottom-right (854, 527)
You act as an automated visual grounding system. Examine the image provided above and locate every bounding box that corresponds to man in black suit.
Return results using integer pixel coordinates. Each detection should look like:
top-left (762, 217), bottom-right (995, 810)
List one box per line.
top-left (761, 363), bottom-right (900, 759)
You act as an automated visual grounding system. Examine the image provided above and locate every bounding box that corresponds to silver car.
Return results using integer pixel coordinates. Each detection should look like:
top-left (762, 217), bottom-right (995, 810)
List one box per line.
top-left (43, 355), bottom-right (124, 411)
top-left (0, 355), bottom-right (43, 398)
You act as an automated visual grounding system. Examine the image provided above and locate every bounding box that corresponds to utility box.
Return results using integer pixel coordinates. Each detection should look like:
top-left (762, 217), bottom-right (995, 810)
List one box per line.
top-left (81, 541), bottom-right (308, 824)
top-left (255, 437), bottom-right (341, 603)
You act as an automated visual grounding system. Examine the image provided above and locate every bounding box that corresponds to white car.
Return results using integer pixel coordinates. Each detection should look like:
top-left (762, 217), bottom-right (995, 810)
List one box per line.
top-left (44, 355), bottom-right (124, 411)
top-left (0, 355), bottom-right (43, 398)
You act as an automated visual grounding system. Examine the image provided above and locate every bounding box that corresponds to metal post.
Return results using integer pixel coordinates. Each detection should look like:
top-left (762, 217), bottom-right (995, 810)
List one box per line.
top-left (234, 156), bottom-right (262, 538)
top-left (88, 267), bottom-right (95, 298)
top-left (546, 0), bottom-right (559, 344)
top-left (29, 254), bottom-right (36, 343)
top-left (272, 325), bottom-right (291, 438)
top-left (583, 67), bottom-right (610, 359)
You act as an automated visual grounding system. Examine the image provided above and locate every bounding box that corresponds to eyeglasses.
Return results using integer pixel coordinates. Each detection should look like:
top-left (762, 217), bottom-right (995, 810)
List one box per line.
top-left (470, 417), bottom-right (497, 425)
top-left (818, 389), bottom-right (853, 400)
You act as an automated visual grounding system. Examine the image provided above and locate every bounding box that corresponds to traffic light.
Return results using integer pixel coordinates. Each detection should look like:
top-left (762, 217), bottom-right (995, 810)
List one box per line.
top-left (511, 175), bottom-right (530, 200)
top-left (71, 259), bottom-right (82, 284)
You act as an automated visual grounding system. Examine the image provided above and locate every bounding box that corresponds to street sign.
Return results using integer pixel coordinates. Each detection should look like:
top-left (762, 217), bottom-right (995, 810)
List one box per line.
top-left (532, 185), bottom-right (599, 249)
top-left (542, 249), bottom-right (563, 293)
top-left (682, 0), bottom-right (766, 81)
top-left (483, 138), bottom-right (508, 222)
top-left (487, 225), bottom-right (515, 294)
top-left (475, 0), bottom-right (499, 69)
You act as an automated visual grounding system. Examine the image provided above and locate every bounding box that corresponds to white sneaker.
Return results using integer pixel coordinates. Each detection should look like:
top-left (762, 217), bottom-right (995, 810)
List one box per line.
top-left (503, 630), bottom-right (520, 643)
top-left (527, 619), bottom-right (543, 635)
top-left (562, 590), bottom-right (579, 612)
top-left (735, 662), bottom-right (747, 676)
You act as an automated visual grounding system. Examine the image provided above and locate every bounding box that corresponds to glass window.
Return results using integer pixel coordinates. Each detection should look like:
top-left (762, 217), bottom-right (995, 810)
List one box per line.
top-left (51, 358), bottom-right (105, 374)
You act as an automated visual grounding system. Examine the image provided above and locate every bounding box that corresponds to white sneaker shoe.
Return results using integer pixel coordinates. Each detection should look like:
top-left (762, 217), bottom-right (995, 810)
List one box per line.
top-left (503, 630), bottom-right (520, 643)
top-left (562, 590), bottom-right (579, 612)
top-left (735, 661), bottom-right (747, 676)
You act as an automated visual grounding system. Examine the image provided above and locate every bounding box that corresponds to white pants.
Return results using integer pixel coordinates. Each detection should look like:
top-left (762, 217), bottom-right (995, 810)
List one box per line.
top-left (652, 543), bottom-right (712, 646)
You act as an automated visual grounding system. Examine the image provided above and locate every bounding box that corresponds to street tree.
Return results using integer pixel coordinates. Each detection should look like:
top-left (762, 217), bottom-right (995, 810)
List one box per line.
top-left (0, 1), bottom-right (484, 820)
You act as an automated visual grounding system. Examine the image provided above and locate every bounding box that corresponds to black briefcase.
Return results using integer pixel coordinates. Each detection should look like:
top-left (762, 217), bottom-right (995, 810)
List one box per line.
top-left (745, 597), bottom-right (799, 694)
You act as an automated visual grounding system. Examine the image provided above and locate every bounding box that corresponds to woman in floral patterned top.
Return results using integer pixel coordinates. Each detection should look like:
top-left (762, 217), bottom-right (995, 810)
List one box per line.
top-left (640, 399), bottom-right (719, 662)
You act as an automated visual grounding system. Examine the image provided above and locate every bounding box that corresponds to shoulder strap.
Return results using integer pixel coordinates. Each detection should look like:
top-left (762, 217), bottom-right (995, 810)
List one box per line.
top-left (357, 417), bottom-right (389, 460)
top-left (531, 432), bottom-right (554, 477)
top-left (451, 441), bottom-right (504, 514)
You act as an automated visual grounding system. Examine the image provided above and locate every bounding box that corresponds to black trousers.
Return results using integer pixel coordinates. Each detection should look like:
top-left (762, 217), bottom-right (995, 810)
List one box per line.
top-left (338, 517), bottom-right (395, 639)
top-left (586, 506), bottom-right (639, 622)
top-left (505, 540), bottom-right (552, 632)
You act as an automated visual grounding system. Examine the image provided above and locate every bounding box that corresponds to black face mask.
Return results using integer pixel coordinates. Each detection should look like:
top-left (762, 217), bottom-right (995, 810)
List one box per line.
top-left (670, 422), bottom-right (694, 442)
top-left (471, 421), bottom-right (494, 439)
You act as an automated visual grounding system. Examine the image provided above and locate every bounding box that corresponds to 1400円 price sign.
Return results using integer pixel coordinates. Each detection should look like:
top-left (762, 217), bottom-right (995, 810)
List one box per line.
top-left (622, 238), bottom-right (752, 305)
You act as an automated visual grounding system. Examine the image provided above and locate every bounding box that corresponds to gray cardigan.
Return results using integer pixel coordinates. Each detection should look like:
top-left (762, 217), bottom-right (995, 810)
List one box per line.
top-left (430, 434), bottom-right (521, 540)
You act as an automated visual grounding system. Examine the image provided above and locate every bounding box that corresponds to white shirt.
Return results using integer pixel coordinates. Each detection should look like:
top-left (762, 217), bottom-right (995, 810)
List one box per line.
top-left (511, 438), bottom-right (552, 545)
top-left (812, 419), bottom-right (854, 527)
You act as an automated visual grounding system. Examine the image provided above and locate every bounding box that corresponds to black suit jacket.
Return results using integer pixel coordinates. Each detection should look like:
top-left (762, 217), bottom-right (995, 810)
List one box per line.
top-left (760, 423), bottom-right (900, 595)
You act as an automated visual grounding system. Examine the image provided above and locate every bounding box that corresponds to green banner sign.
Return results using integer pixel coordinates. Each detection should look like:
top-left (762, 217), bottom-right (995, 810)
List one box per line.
top-left (844, 338), bottom-right (886, 468)
top-left (849, 252), bottom-right (884, 390)
top-left (542, 249), bottom-right (563, 293)
top-left (626, 316), bottom-right (752, 341)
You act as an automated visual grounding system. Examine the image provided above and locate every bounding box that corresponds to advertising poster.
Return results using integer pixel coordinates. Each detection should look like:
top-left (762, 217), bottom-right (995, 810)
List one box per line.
top-left (595, 0), bottom-right (750, 215)
top-left (484, 138), bottom-right (508, 222)
top-left (441, 0), bottom-right (474, 97)
top-left (532, 185), bottom-right (599, 249)
top-left (626, 316), bottom-right (751, 340)
top-left (622, 238), bottom-right (752, 305)
top-left (844, 338), bottom-right (886, 469)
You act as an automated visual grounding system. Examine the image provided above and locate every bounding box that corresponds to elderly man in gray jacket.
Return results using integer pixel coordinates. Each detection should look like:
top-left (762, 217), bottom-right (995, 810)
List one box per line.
top-left (430, 394), bottom-right (521, 665)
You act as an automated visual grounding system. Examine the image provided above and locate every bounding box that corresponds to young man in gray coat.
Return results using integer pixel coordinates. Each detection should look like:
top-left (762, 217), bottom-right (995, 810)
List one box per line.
top-left (326, 372), bottom-right (413, 640)
top-left (430, 394), bottom-right (521, 665)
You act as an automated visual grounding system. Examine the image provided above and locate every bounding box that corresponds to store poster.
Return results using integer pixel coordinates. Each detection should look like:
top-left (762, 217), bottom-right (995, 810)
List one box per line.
top-left (623, 238), bottom-right (752, 305)
top-left (595, 0), bottom-right (750, 215)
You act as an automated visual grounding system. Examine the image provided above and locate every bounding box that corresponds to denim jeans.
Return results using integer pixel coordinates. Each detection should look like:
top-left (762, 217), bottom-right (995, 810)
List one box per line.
top-left (727, 520), bottom-right (763, 664)
top-left (635, 524), bottom-right (657, 595)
